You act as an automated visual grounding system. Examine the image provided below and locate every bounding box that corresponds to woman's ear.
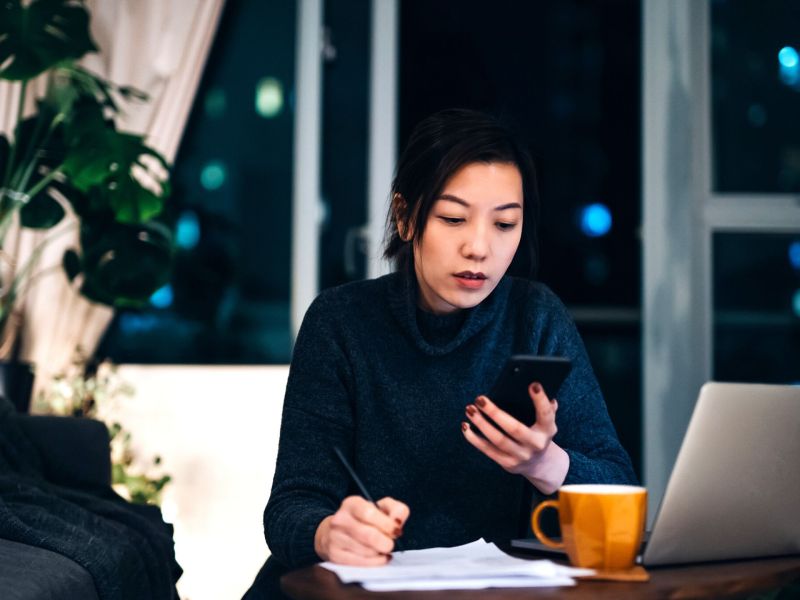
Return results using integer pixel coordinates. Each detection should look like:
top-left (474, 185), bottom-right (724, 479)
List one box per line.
top-left (392, 193), bottom-right (414, 242)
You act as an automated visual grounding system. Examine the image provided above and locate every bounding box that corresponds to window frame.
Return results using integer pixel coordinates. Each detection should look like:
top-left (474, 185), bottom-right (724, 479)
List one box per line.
top-left (643, 0), bottom-right (800, 523)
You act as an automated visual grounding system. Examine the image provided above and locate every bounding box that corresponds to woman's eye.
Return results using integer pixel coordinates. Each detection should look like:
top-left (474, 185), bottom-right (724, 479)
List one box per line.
top-left (496, 222), bottom-right (518, 231)
top-left (438, 216), bottom-right (464, 225)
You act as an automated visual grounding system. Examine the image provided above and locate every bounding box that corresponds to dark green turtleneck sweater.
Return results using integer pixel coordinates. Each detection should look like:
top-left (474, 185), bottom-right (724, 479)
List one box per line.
top-left (262, 268), bottom-right (636, 570)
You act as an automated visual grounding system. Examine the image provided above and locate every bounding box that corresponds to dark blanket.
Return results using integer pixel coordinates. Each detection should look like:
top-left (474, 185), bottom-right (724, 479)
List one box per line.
top-left (0, 397), bottom-right (181, 600)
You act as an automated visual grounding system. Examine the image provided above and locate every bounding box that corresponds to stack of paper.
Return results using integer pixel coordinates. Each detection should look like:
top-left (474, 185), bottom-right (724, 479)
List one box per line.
top-left (320, 539), bottom-right (594, 591)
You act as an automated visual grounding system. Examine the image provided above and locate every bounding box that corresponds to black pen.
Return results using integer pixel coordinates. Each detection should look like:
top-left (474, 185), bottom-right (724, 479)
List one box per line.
top-left (333, 446), bottom-right (403, 551)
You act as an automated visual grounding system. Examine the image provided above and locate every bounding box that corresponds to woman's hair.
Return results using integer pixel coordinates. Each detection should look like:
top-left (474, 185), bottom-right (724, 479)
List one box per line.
top-left (383, 108), bottom-right (540, 278)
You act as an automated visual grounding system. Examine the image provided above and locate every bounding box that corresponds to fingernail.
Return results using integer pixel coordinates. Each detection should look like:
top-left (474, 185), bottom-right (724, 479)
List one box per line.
top-left (394, 527), bottom-right (402, 537)
top-left (395, 517), bottom-right (402, 525)
top-left (532, 382), bottom-right (542, 394)
top-left (461, 421), bottom-right (468, 432)
top-left (385, 554), bottom-right (393, 562)
top-left (466, 405), bottom-right (477, 417)
top-left (475, 396), bottom-right (486, 408)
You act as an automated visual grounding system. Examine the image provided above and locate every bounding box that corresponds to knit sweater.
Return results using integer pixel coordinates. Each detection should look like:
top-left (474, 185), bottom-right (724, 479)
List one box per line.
top-left (263, 268), bottom-right (637, 569)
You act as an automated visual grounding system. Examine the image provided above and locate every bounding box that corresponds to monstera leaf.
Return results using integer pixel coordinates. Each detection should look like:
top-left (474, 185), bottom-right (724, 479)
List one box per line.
top-left (61, 99), bottom-right (169, 223)
top-left (67, 217), bottom-right (174, 307)
top-left (6, 104), bottom-right (68, 228)
top-left (0, 0), bottom-right (96, 81)
top-left (19, 193), bottom-right (65, 228)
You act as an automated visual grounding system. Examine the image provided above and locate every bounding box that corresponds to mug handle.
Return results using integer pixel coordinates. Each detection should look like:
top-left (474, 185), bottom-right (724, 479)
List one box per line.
top-left (531, 499), bottom-right (565, 548)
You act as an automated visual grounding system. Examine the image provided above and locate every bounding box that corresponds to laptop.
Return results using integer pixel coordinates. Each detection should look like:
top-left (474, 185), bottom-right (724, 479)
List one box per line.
top-left (511, 382), bottom-right (800, 566)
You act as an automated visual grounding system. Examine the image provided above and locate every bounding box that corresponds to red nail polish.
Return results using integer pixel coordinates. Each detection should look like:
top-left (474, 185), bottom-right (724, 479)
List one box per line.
top-left (461, 421), bottom-right (468, 432)
top-left (395, 517), bottom-right (402, 525)
top-left (532, 382), bottom-right (542, 394)
top-left (475, 396), bottom-right (486, 408)
top-left (466, 405), bottom-right (477, 417)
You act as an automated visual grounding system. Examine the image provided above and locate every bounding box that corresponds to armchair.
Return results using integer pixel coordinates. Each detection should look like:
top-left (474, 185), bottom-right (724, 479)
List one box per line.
top-left (0, 415), bottom-right (109, 599)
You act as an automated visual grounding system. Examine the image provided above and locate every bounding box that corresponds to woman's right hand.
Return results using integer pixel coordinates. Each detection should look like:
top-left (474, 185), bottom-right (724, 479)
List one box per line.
top-left (314, 496), bottom-right (410, 565)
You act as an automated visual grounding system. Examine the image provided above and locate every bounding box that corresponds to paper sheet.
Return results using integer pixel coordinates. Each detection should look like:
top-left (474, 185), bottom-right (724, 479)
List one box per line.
top-left (320, 539), bottom-right (594, 591)
top-left (362, 576), bottom-right (576, 591)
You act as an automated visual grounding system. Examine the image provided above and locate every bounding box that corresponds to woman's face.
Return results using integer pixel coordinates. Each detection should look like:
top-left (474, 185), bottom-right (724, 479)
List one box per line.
top-left (412, 161), bottom-right (523, 314)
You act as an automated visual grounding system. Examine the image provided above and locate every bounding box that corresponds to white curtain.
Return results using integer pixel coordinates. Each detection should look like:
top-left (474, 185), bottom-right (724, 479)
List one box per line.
top-left (0, 0), bottom-right (225, 393)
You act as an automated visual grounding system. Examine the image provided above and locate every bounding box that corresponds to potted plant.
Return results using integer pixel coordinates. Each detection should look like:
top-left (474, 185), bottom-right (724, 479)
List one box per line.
top-left (0, 0), bottom-right (174, 407)
top-left (33, 349), bottom-right (172, 506)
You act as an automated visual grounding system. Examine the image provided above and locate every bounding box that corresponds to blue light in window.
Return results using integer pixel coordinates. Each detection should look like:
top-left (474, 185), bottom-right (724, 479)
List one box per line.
top-left (779, 47), bottom-right (800, 89)
top-left (579, 203), bottom-right (612, 237)
top-left (200, 161), bottom-right (226, 191)
top-left (176, 210), bottom-right (200, 250)
top-left (789, 241), bottom-right (800, 270)
top-left (779, 46), bottom-right (799, 69)
top-left (119, 313), bottom-right (160, 334)
top-left (150, 285), bottom-right (174, 309)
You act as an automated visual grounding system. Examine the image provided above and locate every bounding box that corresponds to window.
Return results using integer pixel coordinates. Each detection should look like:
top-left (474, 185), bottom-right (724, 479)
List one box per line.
top-left (400, 0), bottom-right (642, 474)
top-left (99, 0), bottom-right (297, 363)
top-left (712, 0), bottom-right (800, 193)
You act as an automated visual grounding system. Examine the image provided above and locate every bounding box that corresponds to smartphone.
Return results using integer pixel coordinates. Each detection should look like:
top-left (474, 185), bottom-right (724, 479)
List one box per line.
top-left (476, 355), bottom-right (572, 431)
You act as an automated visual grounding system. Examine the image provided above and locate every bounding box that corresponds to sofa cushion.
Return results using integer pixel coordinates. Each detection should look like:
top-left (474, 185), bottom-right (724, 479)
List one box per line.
top-left (0, 539), bottom-right (99, 600)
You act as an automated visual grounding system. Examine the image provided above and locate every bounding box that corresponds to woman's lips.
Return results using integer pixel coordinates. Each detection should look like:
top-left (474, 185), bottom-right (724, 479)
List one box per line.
top-left (453, 272), bottom-right (487, 289)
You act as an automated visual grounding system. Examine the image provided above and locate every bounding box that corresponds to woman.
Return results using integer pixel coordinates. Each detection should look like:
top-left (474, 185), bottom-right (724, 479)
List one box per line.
top-left (246, 108), bottom-right (635, 597)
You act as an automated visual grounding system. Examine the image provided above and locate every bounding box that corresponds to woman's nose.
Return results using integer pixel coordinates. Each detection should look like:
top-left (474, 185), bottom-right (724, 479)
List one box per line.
top-left (461, 224), bottom-right (489, 260)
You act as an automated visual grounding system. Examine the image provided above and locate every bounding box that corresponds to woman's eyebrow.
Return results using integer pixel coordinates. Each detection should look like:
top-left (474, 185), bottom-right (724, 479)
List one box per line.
top-left (494, 202), bottom-right (523, 211)
top-left (437, 194), bottom-right (522, 211)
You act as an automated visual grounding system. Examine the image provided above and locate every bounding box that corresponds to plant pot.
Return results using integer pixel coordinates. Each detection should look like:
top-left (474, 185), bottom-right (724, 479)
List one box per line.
top-left (0, 360), bottom-right (35, 413)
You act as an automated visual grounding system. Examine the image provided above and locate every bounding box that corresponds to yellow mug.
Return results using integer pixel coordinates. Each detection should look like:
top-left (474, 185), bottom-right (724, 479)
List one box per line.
top-left (531, 484), bottom-right (647, 570)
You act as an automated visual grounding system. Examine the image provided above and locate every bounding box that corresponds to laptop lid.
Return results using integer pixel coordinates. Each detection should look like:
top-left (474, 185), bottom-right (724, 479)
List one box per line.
top-left (642, 382), bottom-right (800, 566)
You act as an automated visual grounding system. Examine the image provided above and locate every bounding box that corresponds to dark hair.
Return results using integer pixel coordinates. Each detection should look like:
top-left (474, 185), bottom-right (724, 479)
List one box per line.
top-left (383, 108), bottom-right (540, 278)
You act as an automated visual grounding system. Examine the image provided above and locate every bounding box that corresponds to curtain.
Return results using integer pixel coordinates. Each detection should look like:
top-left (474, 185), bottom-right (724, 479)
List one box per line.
top-left (0, 0), bottom-right (225, 393)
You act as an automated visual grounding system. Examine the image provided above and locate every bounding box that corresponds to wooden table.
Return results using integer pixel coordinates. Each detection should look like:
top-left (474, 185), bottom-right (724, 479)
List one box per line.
top-left (282, 554), bottom-right (800, 599)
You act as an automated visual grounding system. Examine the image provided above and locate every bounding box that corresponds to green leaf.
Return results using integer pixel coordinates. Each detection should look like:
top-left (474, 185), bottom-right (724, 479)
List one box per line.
top-left (1, 104), bottom-right (66, 216)
top-left (76, 219), bottom-right (174, 306)
top-left (19, 191), bottom-right (65, 228)
top-left (60, 97), bottom-right (111, 189)
top-left (0, 0), bottom-right (97, 81)
top-left (13, 103), bottom-right (65, 166)
top-left (61, 100), bottom-right (171, 223)
top-left (105, 141), bottom-right (171, 223)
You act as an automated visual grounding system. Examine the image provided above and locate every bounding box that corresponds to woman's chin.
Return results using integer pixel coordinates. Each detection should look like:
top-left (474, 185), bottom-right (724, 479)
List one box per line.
top-left (441, 289), bottom-right (492, 311)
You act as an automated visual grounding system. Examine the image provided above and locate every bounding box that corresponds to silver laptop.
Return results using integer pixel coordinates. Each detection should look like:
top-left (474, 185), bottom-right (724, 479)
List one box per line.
top-left (512, 382), bottom-right (800, 566)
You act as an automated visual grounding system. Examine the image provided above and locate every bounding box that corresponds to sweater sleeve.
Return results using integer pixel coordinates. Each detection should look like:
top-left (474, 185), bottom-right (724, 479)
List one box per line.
top-left (263, 292), bottom-right (356, 568)
top-left (534, 290), bottom-right (638, 486)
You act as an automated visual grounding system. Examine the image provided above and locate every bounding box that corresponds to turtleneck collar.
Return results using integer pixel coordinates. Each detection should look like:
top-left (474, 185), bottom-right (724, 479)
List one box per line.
top-left (387, 261), bottom-right (512, 356)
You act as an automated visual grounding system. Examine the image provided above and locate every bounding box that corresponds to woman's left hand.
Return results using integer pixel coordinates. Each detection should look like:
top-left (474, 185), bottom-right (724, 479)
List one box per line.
top-left (461, 382), bottom-right (570, 494)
